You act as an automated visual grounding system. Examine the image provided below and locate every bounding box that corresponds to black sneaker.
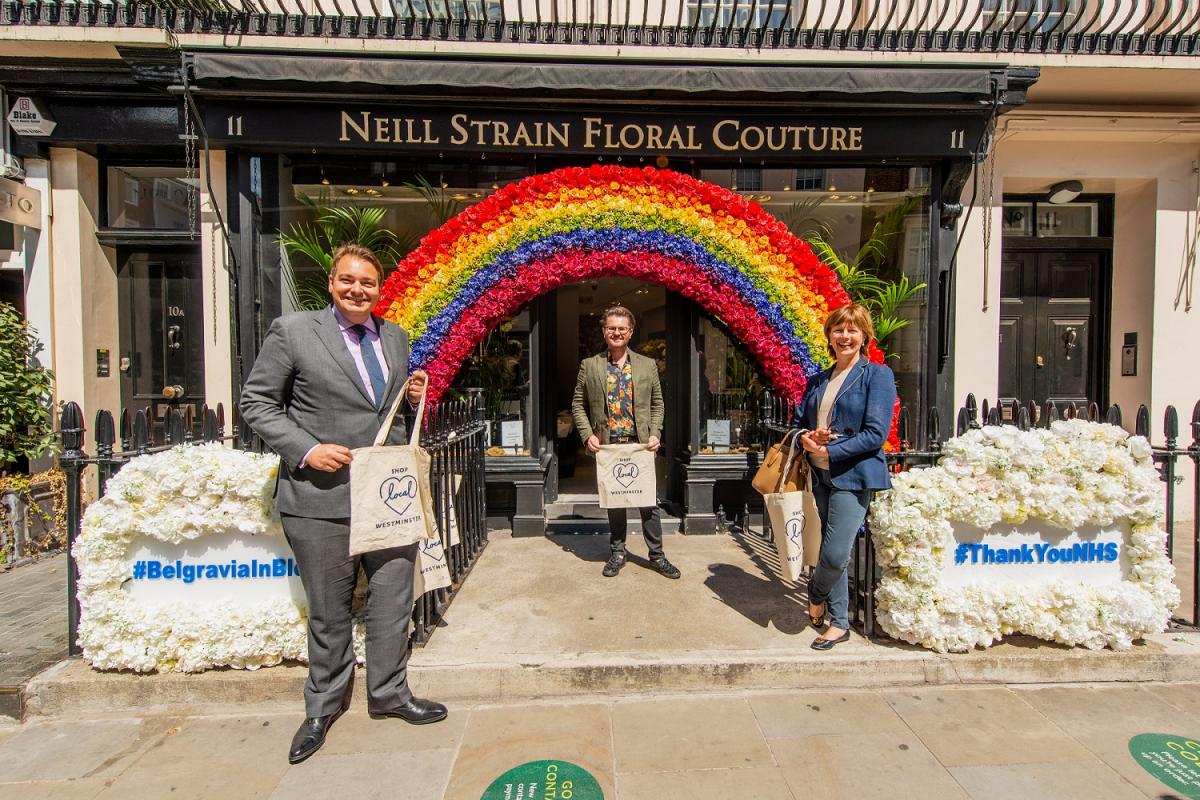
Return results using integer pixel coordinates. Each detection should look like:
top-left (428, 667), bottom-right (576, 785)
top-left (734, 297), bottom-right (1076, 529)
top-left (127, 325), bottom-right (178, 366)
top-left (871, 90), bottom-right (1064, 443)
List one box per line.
top-left (651, 557), bottom-right (681, 580)
top-left (602, 553), bottom-right (626, 577)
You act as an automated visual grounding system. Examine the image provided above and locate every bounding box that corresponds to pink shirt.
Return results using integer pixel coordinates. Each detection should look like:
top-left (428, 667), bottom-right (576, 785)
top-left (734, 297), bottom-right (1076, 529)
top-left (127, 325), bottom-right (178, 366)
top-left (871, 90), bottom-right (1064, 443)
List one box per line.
top-left (332, 307), bottom-right (390, 399)
top-left (301, 308), bottom-right (391, 468)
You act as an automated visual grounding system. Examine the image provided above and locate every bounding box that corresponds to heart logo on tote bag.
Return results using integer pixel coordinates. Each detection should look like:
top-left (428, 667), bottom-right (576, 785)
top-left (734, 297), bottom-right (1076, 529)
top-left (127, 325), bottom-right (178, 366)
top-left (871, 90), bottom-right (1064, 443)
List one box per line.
top-left (613, 463), bottom-right (640, 488)
top-left (379, 475), bottom-right (418, 517)
top-left (786, 518), bottom-right (804, 545)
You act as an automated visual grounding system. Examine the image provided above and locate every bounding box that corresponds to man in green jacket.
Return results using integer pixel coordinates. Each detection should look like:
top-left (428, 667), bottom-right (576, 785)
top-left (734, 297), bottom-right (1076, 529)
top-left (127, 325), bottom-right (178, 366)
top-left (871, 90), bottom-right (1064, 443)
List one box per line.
top-left (572, 306), bottom-right (680, 579)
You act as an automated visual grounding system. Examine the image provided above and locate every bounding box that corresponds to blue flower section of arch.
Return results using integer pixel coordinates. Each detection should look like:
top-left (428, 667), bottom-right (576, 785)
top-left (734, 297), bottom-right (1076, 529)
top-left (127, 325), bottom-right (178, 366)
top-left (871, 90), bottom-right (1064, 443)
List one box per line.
top-left (408, 227), bottom-right (822, 379)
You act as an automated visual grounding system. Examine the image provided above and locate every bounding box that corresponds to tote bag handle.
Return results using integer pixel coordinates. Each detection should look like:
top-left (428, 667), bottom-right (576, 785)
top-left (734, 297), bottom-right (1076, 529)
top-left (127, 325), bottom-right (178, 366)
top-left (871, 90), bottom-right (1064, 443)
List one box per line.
top-left (373, 376), bottom-right (427, 448)
top-left (776, 428), bottom-right (806, 494)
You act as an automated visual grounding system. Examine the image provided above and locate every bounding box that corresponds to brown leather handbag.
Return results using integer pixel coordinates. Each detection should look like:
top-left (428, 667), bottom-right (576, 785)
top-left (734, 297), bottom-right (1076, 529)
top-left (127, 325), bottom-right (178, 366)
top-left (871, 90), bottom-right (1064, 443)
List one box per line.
top-left (752, 429), bottom-right (809, 495)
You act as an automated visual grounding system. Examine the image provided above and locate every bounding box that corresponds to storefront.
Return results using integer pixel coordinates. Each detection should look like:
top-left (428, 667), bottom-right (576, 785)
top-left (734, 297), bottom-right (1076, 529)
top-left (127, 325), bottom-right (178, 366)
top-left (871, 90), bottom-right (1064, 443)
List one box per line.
top-left (4, 53), bottom-right (1036, 530)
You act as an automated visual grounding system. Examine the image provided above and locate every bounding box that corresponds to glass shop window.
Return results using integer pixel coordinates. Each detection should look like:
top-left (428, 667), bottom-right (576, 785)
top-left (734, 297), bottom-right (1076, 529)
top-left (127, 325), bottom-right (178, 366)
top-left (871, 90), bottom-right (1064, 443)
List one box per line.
top-left (699, 165), bottom-right (932, 430)
top-left (699, 315), bottom-right (766, 453)
top-left (106, 167), bottom-right (199, 230)
top-left (458, 310), bottom-right (533, 456)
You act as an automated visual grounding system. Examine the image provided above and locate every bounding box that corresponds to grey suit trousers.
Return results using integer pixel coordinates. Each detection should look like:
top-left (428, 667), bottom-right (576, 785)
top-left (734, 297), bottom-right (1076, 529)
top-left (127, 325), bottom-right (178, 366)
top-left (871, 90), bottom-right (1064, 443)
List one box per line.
top-left (282, 514), bottom-right (417, 717)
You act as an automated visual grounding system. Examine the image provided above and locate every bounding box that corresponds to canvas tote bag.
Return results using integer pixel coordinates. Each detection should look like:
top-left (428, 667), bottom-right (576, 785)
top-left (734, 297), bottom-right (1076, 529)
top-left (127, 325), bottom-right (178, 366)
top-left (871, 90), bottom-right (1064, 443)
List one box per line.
top-left (595, 443), bottom-right (658, 509)
top-left (348, 378), bottom-right (437, 556)
top-left (764, 442), bottom-right (819, 581)
top-left (752, 429), bottom-right (807, 495)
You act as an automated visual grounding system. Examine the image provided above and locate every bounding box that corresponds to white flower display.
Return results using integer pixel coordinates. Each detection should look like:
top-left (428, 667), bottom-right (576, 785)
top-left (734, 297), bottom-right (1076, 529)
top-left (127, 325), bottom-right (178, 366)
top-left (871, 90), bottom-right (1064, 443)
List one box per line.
top-left (74, 444), bottom-right (359, 673)
top-left (870, 419), bottom-right (1179, 652)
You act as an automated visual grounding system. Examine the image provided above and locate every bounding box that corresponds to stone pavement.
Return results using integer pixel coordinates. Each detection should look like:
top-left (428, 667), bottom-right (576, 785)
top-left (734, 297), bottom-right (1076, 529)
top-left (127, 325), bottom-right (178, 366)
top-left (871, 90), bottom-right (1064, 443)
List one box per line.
top-left (2, 682), bottom-right (1200, 799)
top-left (0, 554), bottom-right (66, 718)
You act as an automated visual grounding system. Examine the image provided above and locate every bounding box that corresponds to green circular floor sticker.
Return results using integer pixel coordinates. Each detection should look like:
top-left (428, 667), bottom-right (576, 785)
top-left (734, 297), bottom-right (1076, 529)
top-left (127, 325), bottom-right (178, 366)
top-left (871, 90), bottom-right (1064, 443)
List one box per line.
top-left (1129, 733), bottom-right (1200, 799)
top-left (481, 759), bottom-right (603, 800)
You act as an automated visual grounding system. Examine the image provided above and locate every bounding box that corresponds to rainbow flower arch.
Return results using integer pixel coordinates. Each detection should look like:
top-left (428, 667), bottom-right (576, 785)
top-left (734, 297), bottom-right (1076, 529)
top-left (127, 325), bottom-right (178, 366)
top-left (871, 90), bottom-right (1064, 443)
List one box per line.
top-left (377, 164), bottom-right (885, 408)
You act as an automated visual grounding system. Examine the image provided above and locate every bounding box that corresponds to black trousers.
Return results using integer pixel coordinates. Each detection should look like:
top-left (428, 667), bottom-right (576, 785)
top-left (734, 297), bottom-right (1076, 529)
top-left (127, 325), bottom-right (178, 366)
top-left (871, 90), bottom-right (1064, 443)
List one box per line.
top-left (607, 506), bottom-right (665, 559)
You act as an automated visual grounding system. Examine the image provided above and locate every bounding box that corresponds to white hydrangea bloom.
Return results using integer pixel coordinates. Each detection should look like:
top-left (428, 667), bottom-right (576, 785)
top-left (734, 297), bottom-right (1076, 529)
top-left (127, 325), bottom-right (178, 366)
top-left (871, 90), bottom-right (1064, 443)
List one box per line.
top-left (870, 424), bottom-right (1179, 653)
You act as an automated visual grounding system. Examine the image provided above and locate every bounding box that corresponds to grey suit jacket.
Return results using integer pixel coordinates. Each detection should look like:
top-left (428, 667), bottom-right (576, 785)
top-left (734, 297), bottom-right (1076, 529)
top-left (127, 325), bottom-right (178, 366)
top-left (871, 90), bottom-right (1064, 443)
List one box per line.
top-left (239, 308), bottom-right (411, 519)
top-left (571, 349), bottom-right (664, 445)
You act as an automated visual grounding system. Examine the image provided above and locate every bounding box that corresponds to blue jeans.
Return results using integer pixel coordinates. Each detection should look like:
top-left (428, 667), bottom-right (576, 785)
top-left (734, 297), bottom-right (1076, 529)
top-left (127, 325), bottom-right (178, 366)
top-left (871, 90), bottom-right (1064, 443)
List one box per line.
top-left (809, 467), bottom-right (873, 630)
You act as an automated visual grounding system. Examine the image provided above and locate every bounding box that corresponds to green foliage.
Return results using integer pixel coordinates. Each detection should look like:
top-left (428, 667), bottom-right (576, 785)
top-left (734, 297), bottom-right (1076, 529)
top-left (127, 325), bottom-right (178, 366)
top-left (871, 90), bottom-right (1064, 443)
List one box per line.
top-left (403, 175), bottom-right (466, 227)
top-left (806, 196), bottom-right (928, 359)
top-left (0, 304), bottom-right (56, 470)
top-left (779, 196), bottom-right (834, 243)
top-left (457, 321), bottom-right (520, 421)
top-left (279, 192), bottom-right (412, 311)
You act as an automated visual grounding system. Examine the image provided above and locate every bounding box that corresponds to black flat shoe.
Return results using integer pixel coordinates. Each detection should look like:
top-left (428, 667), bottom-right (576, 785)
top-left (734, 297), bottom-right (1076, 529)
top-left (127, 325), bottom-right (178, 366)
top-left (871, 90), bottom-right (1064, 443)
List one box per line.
top-left (808, 603), bottom-right (826, 629)
top-left (368, 696), bottom-right (448, 725)
top-left (810, 630), bottom-right (851, 651)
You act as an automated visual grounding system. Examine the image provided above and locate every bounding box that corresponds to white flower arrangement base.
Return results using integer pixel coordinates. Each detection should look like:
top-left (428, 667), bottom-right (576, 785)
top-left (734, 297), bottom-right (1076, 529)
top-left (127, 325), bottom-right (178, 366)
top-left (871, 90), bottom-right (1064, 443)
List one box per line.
top-left (75, 444), bottom-right (366, 673)
top-left (869, 420), bottom-right (1179, 653)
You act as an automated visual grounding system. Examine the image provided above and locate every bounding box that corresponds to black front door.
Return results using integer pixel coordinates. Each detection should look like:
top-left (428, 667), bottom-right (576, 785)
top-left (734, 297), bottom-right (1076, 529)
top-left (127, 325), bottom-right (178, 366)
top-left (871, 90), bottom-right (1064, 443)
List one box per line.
top-left (117, 249), bottom-right (206, 421)
top-left (999, 250), bottom-right (1103, 410)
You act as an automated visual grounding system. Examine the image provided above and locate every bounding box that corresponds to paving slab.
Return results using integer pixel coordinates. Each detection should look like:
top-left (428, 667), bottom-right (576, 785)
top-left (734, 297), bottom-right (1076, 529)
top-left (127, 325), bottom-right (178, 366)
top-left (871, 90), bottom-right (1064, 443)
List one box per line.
top-left (616, 766), bottom-right (797, 800)
top-left (611, 696), bottom-right (775, 773)
top-left (771, 732), bottom-right (969, 800)
top-left (270, 750), bottom-right (456, 800)
top-left (0, 553), bottom-right (67, 718)
top-left (948, 763), bottom-right (1147, 800)
top-left (442, 702), bottom-right (615, 800)
top-left (882, 687), bottom-right (1096, 767)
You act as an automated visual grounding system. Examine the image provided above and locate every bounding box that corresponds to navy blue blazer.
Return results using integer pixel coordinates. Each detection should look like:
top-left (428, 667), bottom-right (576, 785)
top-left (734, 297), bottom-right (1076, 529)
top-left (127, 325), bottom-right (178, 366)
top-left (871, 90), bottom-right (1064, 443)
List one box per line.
top-left (796, 358), bottom-right (896, 491)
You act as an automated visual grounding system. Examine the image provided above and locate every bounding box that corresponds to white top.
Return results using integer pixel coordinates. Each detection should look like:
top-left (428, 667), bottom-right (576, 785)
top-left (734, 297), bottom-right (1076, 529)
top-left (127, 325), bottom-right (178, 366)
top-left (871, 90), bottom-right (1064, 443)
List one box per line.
top-left (808, 362), bottom-right (855, 471)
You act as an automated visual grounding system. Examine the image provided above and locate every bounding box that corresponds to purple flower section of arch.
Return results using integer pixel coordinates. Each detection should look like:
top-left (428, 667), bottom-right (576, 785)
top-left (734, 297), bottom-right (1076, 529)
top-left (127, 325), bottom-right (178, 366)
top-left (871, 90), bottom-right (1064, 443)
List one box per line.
top-left (408, 227), bottom-right (822, 377)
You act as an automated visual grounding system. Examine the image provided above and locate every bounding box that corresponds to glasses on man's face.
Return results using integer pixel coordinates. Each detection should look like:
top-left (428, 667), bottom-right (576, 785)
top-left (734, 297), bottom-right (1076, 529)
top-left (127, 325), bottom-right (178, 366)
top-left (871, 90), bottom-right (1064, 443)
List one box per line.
top-left (604, 327), bottom-right (631, 335)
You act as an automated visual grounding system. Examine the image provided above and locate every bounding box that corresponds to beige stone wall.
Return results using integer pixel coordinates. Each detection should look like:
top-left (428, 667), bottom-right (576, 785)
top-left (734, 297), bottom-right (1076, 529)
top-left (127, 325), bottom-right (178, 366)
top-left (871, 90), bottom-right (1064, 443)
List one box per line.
top-left (48, 148), bottom-right (121, 422)
top-left (199, 150), bottom-right (234, 414)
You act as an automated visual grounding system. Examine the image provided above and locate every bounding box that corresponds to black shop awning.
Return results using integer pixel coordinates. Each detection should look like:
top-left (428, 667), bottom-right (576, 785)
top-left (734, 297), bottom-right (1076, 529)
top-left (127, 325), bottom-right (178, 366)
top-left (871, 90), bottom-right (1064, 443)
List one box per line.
top-left (186, 53), bottom-right (1018, 106)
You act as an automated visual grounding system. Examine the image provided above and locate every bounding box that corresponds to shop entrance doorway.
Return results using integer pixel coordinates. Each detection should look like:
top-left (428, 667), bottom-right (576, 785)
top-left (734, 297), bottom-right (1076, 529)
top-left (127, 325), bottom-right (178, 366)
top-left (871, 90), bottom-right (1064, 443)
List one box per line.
top-left (550, 278), bottom-right (669, 497)
top-left (117, 248), bottom-right (206, 423)
top-left (998, 249), bottom-right (1107, 411)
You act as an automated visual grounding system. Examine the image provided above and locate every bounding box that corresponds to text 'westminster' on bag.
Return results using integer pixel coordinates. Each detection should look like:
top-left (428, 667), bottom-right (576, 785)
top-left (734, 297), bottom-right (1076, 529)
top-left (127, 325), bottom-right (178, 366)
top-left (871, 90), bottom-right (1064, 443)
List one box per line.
top-left (595, 443), bottom-right (657, 509)
top-left (348, 377), bottom-right (438, 557)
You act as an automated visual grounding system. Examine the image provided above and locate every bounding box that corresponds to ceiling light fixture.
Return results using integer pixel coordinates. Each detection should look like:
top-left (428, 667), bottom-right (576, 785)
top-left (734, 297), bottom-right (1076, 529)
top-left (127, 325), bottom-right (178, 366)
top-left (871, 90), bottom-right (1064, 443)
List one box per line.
top-left (1046, 179), bottom-right (1083, 204)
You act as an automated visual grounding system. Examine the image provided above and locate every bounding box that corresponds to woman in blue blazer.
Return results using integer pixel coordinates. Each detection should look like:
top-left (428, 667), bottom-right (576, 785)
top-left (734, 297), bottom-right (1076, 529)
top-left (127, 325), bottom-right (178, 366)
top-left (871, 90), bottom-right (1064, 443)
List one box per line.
top-left (796, 303), bottom-right (896, 650)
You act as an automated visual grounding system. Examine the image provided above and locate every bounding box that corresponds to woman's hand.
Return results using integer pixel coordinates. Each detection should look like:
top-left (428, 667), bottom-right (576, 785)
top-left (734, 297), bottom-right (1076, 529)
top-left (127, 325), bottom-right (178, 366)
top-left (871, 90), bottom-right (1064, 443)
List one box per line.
top-left (809, 427), bottom-right (837, 446)
top-left (799, 431), bottom-right (827, 455)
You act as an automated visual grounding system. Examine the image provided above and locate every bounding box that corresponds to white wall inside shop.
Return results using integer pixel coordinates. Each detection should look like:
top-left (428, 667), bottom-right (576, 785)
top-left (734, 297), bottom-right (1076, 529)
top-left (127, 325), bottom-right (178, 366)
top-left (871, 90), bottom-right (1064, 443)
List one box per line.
top-left (200, 150), bottom-right (233, 413)
top-left (49, 148), bottom-right (121, 423)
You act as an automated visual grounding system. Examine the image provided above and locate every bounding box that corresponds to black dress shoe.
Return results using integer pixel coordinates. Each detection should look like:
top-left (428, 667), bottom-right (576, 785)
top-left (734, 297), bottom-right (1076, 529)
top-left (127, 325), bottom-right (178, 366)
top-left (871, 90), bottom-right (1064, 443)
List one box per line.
top-left (288, 707), bottom-right (344, 764)
top-left (602, 553), bottom-right (626, 577)
top-left (810, 630), bottom-right (851, 651)
top-left (650, 556), bottom-right (681, 580)
top-left (368, 697), bottom-right (448, 725)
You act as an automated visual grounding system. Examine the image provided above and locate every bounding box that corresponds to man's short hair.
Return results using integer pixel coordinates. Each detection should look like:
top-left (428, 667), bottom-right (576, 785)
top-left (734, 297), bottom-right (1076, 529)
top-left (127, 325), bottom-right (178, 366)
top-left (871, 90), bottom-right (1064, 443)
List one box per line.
top-left (601, 305), bottom-right (636, 330)
top-left (331, 243), bottom-right (385, 283)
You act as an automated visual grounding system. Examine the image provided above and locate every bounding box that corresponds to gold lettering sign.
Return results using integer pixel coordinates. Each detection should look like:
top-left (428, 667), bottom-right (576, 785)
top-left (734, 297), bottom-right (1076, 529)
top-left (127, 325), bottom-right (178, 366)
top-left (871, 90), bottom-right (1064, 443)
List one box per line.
top-left (338, 110), bottom-right (865, 155)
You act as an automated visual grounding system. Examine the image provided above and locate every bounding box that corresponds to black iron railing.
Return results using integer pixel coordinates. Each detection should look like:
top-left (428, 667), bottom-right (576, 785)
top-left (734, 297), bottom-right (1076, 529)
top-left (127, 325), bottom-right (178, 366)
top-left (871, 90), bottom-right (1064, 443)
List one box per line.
top-left (757, 392), bottom-right (1200, 638)
top-left (59, 393), bottom-right (488, 657)
top-left (2, 0), bottom-right (1197, 56)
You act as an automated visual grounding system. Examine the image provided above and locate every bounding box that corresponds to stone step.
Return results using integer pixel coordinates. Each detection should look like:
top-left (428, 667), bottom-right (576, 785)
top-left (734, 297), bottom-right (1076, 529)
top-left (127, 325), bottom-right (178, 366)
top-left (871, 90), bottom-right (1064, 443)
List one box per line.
top-left (22, 633), bottom-right (1200, 719)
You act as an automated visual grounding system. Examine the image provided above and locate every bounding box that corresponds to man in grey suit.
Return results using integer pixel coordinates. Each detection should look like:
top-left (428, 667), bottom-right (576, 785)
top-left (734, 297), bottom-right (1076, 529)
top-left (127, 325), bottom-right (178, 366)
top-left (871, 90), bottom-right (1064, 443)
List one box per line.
top-left (240, 243), bottom-right (447, 765)
top-left (572, 305), bottom-right (680, 580)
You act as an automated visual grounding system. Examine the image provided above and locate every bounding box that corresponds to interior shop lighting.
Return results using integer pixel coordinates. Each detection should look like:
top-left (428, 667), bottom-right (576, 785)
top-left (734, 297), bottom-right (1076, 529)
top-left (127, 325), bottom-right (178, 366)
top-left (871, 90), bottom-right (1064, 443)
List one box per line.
top-left (1047, 180), bottom-right (1083, 204)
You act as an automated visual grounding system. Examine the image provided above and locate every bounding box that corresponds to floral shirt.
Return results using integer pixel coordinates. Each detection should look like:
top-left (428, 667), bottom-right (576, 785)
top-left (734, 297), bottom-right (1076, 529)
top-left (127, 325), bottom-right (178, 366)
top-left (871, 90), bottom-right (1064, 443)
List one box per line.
top-left (606, 355), bottom-right (636, 440)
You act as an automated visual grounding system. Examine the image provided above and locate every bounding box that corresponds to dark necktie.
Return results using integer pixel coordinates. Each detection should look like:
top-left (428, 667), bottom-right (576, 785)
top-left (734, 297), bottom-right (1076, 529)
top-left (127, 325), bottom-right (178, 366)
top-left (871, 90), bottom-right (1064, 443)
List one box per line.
top-left (351, 323), bottom-right (387, 409)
